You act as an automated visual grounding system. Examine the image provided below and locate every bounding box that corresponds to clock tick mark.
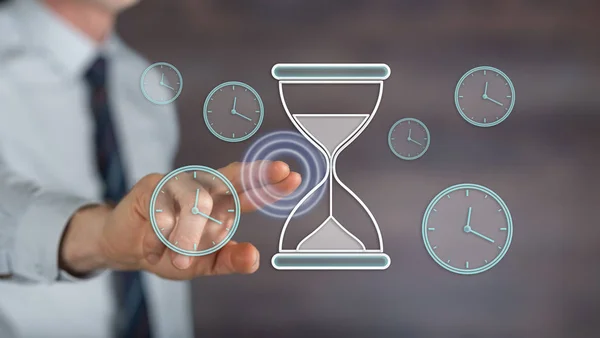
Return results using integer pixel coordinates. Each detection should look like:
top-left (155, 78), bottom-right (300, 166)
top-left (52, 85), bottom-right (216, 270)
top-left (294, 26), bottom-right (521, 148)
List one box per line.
top-left (466, 261), bottom-right (469, 268)
top-left (227, 209), bottom-right (235, 212)
top-left (447, 259), bottom-right (451, 263)
top-left (160, 228), bottom-right (165, 231)
top-left (484, 259), bottom-right (488, 264)
top-left (498, 246), bottom-right (502, 250)
top-left (500, 228), bottom-right (507, 231)
top-left (433, 246), bottom-right (437, 250)
top-left (466, 189), bottom-right (469, 196)
top-left (428, 228), bottom-right (435, 231)
top-left (484, 70), bottom-right (486, 75)
top-left (156, 209), bottom-right (163, 212)
top-left (433, 208), bottom-right (437, 212)
top-left (498, 209), bottom-right (502, 212)
top-left (484, 195), bottom-right (488, 199)
top-left (193, 243), bottom-right (197, 251)
top-left (212, 241), bottom-right (216, 246)
top-left (193, 172), bottom-right (196, 179)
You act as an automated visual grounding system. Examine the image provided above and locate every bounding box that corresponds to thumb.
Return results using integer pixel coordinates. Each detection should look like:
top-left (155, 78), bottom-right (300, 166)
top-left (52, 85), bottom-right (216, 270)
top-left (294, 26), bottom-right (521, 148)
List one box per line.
top-left (130, 173), bottom-right (164, 222)
top-left (120, 173), bottom-right (167, 264)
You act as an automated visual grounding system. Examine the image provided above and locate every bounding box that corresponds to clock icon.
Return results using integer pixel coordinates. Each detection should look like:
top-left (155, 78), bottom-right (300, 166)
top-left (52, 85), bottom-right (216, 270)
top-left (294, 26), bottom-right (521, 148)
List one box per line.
top-left (149, 165), bottom-right (241, 256)
top-left (422, 183), bottom-right (513, 275)
top-left (203, 81), bottom-right (264, 142)
top-left (140, 62), bottom-right (183, 105)
top-left (454, 66), bottom-right (515, 127)
top-left (388, 117), bottom-right (431, 160)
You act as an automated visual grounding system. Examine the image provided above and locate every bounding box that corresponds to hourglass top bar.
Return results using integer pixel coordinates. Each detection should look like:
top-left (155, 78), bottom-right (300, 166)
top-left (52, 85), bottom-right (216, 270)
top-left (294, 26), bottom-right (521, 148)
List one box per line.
top-left (272, 63), bottom-right (391, 80)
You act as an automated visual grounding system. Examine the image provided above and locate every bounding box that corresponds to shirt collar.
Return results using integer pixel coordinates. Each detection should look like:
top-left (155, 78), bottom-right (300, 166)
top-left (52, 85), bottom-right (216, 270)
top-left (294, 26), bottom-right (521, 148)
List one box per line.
top-left (14, 0), bottom-right (118, 78)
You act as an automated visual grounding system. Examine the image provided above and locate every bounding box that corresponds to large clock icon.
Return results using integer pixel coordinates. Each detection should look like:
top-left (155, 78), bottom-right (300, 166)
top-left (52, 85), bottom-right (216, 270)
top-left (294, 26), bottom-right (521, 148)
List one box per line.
top-left (140, 62), bottom-right (183, 105)
top-left (422, 183), bottom-right (513, 275)
top-left (388, 117), bottom-right (431, 160)
top-left (149, 165), bottom-right (241, 256)
top-left (203, 81), bottom-right (264, 142)
top-left (454, 66), bottom-right (515, 127)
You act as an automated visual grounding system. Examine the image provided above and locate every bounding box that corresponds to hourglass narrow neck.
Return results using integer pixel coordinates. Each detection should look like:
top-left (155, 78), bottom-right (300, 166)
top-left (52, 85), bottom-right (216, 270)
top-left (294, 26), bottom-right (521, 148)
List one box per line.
top-left (292, 114), bottom-right (369, 159)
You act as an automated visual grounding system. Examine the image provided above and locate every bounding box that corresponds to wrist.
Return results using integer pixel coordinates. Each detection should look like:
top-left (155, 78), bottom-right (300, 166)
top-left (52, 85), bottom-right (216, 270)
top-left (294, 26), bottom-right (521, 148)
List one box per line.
top-left (59, 204), bottom-right (112, 276)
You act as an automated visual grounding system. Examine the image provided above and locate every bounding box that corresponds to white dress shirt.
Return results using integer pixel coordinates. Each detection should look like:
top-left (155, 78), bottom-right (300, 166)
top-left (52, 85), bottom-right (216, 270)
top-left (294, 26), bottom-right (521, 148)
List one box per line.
top-left (0, 1), bottom-right (194, 337)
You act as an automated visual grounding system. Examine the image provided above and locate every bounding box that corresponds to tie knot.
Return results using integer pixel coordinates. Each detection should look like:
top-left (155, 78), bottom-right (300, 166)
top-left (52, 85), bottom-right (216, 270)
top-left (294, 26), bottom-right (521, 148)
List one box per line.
top-left (85, 56), bottom-right (107, 88)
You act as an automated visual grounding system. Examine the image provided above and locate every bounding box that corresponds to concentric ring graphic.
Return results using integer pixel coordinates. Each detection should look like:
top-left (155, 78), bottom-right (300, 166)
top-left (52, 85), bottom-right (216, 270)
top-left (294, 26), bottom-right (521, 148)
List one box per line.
top-left (241, 130), bottom-right (327, 218)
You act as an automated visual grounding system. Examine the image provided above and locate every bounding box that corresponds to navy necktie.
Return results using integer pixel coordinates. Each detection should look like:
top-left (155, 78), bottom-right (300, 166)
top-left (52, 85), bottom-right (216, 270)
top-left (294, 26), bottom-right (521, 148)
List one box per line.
top-left (85, 56), bottom-right (152, 338)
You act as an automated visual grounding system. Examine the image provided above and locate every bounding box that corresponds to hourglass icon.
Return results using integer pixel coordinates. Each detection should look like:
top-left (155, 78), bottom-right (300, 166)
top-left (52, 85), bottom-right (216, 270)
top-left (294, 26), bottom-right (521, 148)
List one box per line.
top-left (271, 64), bottom-right (391, 270)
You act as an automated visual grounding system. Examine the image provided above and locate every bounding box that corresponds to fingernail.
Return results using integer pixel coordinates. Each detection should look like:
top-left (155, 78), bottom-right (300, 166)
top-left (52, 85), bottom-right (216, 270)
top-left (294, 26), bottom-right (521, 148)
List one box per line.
top-left (173, 255), bottom-right (191, 269)
top-left (146, 253), bottom-right (160, 265)
top-left (252, 252), bottom-right (260, 267)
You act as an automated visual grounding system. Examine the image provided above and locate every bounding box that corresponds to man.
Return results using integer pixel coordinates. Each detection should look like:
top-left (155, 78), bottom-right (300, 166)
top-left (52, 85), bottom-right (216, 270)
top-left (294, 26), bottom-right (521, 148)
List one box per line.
top-left (0, 0), bottom-right (301, 337)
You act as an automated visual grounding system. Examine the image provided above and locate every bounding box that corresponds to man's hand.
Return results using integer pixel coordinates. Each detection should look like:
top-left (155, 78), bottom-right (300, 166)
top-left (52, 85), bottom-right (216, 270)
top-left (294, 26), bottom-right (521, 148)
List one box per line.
top-left (59, 161), bottom-right (301, 280)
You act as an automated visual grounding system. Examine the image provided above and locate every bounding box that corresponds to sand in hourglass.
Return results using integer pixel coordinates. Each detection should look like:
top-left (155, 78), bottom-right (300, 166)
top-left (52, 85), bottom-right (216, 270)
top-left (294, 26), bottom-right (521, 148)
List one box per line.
top-left (293, 113), bottom-right (368, 250)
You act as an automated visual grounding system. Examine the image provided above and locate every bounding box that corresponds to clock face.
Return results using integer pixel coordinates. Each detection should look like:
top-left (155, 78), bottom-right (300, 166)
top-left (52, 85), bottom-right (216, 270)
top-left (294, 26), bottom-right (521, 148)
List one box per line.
top-left (149, 165), bottom-right (241, 257)
top-left (388, 118), bottom-right (430, 160)
top-left (422, 183), bottom-right (513, 275)
top-left (203, 81), bottom-right (264, 142)
top-left (454, 66), bottom-right (515, 127)
top-left (140, 62), bottom-right (183, 105)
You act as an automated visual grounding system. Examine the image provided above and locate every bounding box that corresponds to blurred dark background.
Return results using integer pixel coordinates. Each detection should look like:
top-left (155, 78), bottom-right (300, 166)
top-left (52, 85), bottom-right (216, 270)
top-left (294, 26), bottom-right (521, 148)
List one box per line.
top-left (118, 1), bottom-right (600, 337)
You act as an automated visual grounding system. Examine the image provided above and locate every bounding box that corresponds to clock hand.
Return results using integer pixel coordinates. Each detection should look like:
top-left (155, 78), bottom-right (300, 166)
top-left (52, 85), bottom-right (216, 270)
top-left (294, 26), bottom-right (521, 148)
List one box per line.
top-left (163, 83), bottom-right (176, 91)
top-left (160, 73), bottom-right (165, 85)
top-left (194, 188), bottom-right (199, 208)
top-left (466, 206), bottom-right (472, 227)
top-left (482, 82), bottom-right (488, 98)
top-left (409, 138), bottom-right (424, 147)
top-left (469, 229), bottom-right (495, 243)
top-left (486, 96), bottom-right (504, 106)
top-left (233, 111), bottom-right (252, 121)
top-left (192, 209), bottom-right (223, 225)
top-left (232, 97), bottom-right (237, 111)
top-left (407, 128), bottom-right (412, 141)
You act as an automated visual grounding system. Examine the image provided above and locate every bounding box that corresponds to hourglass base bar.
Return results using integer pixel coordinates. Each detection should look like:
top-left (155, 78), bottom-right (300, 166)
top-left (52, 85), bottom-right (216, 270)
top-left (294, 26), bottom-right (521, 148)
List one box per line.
top-left (271, 253), bottom-right (391, 270)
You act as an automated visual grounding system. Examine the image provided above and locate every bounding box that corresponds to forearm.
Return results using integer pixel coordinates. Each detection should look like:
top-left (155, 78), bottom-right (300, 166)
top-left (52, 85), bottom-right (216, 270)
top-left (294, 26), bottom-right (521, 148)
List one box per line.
top-left (0, 162), bottom-right (103, 282)
top-left (59, 204), bottom-right (112, 276)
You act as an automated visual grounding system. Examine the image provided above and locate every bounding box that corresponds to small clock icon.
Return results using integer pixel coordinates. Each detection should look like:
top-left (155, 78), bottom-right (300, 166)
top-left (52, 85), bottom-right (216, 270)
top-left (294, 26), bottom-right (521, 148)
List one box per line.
top-left (140, 62), bottom-right (183, 105)
top-left (388, 118), bottom-right (431, 160)
top-left (422, 183), bottom-right (513, 275)
top-left (203, 81), bottom-right (264, 142)
top-left (149, 165), bottom-right (241, 256)
top-left (454, 66), bottom-right (515, 127)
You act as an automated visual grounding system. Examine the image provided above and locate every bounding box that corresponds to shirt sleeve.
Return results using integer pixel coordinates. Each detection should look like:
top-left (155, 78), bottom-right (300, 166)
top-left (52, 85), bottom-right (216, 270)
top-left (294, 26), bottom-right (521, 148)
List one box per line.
top-left (0, 164), bottom-right (102, 283)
